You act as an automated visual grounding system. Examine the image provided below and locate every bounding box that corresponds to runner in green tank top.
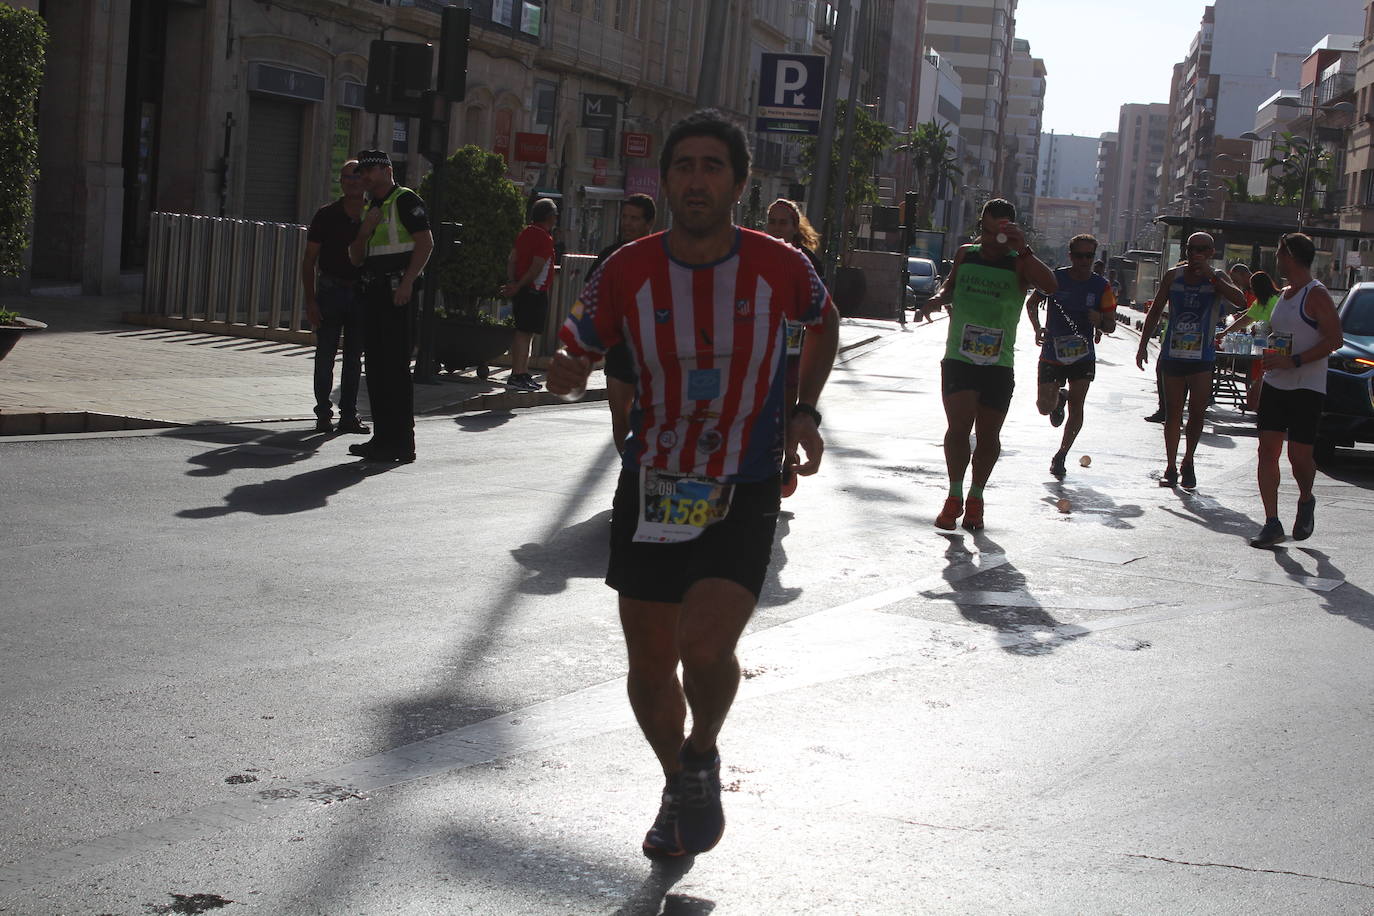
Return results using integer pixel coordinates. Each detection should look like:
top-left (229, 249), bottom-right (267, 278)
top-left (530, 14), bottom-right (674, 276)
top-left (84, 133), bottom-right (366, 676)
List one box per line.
top-left (924, 198), bottom-right (1056, 531)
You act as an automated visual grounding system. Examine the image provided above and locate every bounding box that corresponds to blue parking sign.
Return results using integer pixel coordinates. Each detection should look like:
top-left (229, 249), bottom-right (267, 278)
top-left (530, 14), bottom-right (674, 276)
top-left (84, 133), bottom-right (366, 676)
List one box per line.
top-left (757, 53), bottom-right (825, 135)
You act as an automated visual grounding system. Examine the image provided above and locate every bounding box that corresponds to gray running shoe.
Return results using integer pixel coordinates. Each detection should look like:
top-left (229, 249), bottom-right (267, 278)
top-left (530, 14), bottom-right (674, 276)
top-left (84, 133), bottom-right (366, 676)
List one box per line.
top-left (1249, 519), bottom-right (1286, 549)
top-left (1050, 388), bottom-right (1068, 427)
top-left (675, 743), bottom-right (724, 854)
top-left (1293, 498), bottom-right (1316, 541)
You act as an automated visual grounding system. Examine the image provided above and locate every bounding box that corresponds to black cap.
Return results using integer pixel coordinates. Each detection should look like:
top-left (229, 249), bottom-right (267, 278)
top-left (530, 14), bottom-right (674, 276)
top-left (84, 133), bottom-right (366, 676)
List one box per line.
top-left (356, 149), bottom-right (392, 169)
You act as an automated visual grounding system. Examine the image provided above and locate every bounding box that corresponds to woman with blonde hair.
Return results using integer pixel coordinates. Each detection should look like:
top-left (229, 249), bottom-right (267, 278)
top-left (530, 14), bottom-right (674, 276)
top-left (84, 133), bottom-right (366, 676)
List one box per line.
top-left (766, 198), bottom-right (823, 272)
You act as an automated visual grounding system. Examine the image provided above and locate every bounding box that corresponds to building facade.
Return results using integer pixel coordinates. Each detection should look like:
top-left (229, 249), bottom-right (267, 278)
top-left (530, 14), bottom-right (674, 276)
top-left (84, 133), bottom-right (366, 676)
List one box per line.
top-left (1111, 103), bottom-right (1169, 249)
top-left (1004, 38), bottom-right (1045, 220)
top-left (1037, 133), bottom-right (1101, 203)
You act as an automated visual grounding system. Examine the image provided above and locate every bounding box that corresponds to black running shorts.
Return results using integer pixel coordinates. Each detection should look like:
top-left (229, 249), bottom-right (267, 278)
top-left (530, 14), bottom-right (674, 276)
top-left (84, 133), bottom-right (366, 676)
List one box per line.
top-left (1257, 383), bottom-right (1323, 445)
top-left (512, 287), bottom-right (549, 334)
top-left (607, 469), bottom-right (781, 603)
top-left (1037, 359), bottom-right (1095, 385)
top-left (941, 358), bottom-right (1015, 412)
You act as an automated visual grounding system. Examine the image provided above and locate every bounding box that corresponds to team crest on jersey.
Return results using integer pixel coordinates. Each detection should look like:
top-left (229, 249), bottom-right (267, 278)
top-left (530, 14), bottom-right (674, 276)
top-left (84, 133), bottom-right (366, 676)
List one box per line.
top-left (655, 308), bottom-right (672, 324)
top-left (696, 429), bottom-right (724, 454)
top-left (734, 298), bottom-right (753, 320)
top-left (658, 429), bottom-right (678, 449)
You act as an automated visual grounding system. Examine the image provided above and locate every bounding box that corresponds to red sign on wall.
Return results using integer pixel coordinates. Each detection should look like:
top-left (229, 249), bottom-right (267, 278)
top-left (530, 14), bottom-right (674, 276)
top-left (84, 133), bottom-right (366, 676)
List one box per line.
top-left (514, 131), bottom-right (548, 163)
top-left (493, 109), bottom-right (514, 165)
top-left (622, 132), bottom-right (652, 158)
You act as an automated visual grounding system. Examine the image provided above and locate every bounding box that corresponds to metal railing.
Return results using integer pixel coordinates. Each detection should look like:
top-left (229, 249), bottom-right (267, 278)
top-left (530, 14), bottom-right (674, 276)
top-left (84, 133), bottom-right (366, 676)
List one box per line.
top-left (541, 254), bottom-right (597, 357)
top-left (142, 212), bottom-right (308, 336)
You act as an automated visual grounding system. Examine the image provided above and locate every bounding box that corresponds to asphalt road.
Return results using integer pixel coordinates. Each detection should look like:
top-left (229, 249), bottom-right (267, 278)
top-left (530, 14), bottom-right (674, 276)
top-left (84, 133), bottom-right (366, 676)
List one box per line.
top-left (3, 321), bottom-right (1373, 915)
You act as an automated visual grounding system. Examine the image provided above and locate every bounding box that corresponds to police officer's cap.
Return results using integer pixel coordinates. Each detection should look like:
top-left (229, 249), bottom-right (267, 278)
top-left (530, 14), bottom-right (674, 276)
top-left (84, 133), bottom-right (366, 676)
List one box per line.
top-left (356, 149), bottom-right (393, 170)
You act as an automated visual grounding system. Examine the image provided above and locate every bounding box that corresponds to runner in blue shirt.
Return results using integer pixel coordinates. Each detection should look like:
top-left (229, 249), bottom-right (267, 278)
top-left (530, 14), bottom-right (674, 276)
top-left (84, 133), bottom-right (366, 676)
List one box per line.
top-left (1026, 234), bottom-right (1117, 477)
top-left (1135, 232), bottom-right (1248, 490)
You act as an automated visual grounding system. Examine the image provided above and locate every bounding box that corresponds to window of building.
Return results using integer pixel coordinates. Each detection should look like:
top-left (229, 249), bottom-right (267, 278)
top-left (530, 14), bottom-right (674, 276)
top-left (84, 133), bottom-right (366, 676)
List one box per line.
top-left (534, 80), bottom-right (557, 128)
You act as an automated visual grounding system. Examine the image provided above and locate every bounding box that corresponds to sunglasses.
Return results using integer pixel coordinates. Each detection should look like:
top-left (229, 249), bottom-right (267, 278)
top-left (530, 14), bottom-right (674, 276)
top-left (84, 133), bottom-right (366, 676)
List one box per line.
top-left (1186, 246), bottom-right (1213, 254)
top-left (1069, 251), bottom-right (1095, 260)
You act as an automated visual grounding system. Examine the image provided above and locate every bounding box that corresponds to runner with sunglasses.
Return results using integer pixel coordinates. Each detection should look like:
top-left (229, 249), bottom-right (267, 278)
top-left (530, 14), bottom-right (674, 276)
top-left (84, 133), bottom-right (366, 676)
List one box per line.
top-left (1135, 232), bottom-right (1248, 489)
top-left (1026, 234), bottom-right (1117, 477)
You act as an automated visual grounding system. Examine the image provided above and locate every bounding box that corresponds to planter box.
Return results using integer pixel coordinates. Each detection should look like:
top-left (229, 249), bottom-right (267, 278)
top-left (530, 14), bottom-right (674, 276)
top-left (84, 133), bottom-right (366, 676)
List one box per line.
top-left (0, 317), bottom-right (46, 361)
top-left (433, 318), bottom-right (515, 374)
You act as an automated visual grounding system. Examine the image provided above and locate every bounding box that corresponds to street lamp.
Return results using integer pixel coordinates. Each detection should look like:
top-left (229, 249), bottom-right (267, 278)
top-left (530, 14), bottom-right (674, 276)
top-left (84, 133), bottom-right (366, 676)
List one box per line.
top-left (1271, 96), bottom-right (1355, 229)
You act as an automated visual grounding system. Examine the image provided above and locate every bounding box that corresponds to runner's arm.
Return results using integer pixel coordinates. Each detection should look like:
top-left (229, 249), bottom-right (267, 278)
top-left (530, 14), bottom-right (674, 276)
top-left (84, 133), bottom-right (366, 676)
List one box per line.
top-left (1093, 287), bottom-right (1118, 335)
top-left (301, 241), bottom-right (321, 325)
top-left (1016, 251), bottom-right (1057, 296)
top-left (925, 246), bottom-right (968, 311)
top-left (790, 302), bottom-right (840, 476)
top-left (1211, 270), bottom-right (1249, 311)
top-left (1025, 288), bottom-right (1046, 344)
top-left (1137, 269), bottom-right (1176, 369)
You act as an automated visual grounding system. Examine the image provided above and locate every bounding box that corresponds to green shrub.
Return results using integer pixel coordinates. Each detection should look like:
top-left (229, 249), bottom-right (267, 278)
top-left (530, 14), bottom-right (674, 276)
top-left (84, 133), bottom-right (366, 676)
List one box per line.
top-left (418, 146), bottom-right (525, 318)
top-left (0, 6), bottom-right (47, 278)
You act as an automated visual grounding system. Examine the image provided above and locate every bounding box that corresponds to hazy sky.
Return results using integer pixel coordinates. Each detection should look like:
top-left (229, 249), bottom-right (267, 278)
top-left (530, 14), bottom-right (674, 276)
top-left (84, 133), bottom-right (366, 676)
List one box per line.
top-left (1014, 0), bottom-right (1210, 138)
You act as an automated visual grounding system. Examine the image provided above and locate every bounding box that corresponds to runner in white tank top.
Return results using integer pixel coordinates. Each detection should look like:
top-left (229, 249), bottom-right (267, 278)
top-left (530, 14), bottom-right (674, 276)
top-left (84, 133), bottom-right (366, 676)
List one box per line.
top-left (1249, 234), bottom-right (1343, 548)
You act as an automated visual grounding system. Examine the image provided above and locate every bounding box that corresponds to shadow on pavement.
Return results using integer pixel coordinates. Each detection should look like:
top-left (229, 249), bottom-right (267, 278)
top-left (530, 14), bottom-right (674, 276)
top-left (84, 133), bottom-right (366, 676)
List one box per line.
top-left (454, 410), bottom-right (516, 432)
top-left (176, 461), bottom-right (391, 517)
top-left (759, 510), bottom-right (801, 607)
top-left (611, 857), bottom-right (713, 915)
top-left (509, 508), bottom-right (612, 594)
top-left (937, 531), bottom-right (1084, 656)
top-left (1041, 481), bottom-right (1144, 530)
top-left (180, 428), bottom-right (336, 477)
top-left (1159, 489), bottom-right (1258, 541)
top-left (1272, 547), bottom-right (1374, 632)
top-left (1316, 446), bottom-right (1374, 487)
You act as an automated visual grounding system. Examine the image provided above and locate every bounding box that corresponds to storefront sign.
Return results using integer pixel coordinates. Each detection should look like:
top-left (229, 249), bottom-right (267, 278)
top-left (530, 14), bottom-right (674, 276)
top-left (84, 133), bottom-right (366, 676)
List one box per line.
top-left (581, 93), bottom-right (619, 130)
top-left (514, 131), bottom-right (548, 163)
top-left (625, 165), bottom-right (660, 199)
top-left (622, 132), bottom-right (652, 158)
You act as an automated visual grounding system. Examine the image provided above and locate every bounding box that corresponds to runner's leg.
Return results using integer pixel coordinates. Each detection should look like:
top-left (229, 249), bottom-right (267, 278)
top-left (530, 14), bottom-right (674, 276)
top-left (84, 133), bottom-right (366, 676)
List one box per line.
top-left (1036, 378), bottom-right (1059, 415)
top-left (1181, 371), bottom-right (1211, 465)
top-left (1257, 430), bottom-right (1285, 519)
top-left (619, 596), bottom-right (686, 776)
top-left (1287, 439), bottom-right (1316, 503)
top-left (1059, 377), bottom-right (1091, 455)
top-left (1161, 374), bottom-right (1188, 471)
top-left (943, 389), bottom-right (979, 494)
top-left (678, 578), bottom-right (756, 755)
top-left (970, 404), bottom-right (1009, 490)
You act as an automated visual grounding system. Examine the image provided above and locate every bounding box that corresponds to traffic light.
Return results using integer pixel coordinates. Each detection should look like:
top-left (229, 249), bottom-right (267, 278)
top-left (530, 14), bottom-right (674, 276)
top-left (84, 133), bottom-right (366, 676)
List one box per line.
top-left (365, 40), bottom-right (433, 118)
top-left (438, 7), bottom-right (471, 101)
top-left (904, 191), bottom-right (919, 228)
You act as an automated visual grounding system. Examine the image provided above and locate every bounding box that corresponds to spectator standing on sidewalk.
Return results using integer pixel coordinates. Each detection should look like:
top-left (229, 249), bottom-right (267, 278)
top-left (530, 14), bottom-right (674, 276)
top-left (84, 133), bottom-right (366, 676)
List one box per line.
top-left (346, 149), bottom-right (433, 464)
top-left (499, 198), bottom-right (558, 392)
top-left (589, 193), bottom-right (657, 452)
top-left (1249, 233), bottom-right (1343, 548)
top-left (302, 159), bottom-right (369, 435)
top-left (547, 109), bottom-right (839, 861)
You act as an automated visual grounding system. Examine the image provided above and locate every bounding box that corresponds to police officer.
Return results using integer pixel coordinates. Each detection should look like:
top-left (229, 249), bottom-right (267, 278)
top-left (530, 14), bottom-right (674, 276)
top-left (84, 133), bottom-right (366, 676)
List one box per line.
top-left (346, 149), bottom-right (433, 463)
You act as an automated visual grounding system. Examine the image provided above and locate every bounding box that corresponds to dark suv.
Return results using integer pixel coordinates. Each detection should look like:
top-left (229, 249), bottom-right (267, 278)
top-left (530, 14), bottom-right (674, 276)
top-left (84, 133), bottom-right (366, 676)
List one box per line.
top-left (1318, 282), bottom-right (1374, 458)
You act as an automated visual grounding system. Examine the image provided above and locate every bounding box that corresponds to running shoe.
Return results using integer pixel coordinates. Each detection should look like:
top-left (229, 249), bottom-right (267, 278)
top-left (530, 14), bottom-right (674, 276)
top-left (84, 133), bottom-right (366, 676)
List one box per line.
top-left (642, 775), bottom-right (685, 860)
top-left (1049, 388), bottom-right (1068, 427)
top-left (1179, 461), bottom-right (1197, 491)
top-left (935, 495), bottom-right (963, 530)
top-left (1144, 410), bottom-right (1165, 423)
top-left (1293, 497), bottom-right (1316, 541)
top-left (675, 743), bottom-right (725, 854)
top-left (1159, 468), bottom-right (1178, 488)
top-left (1250, 518), bottom-right (1286, 549)
top-left (1049, 451), bottom-right (1067, 478)
top-left (962, 496), bottom-right (985, 530)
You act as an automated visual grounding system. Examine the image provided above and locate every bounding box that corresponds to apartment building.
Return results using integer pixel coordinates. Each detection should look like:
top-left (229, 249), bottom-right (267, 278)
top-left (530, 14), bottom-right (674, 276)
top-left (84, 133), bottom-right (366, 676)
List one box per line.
top-left (1157, 0), bottom-right (1363, 221)
top-left (924, 0), bottom-right (1017, 214)
top-left (1342, 3), bottom-right (1374, 243)
top-left (20, 0), bottom-right (851, 293)
top-left (1004, 38), bottom-right (1045, 220)
top-left (1038, 133), bottom-right (1100, 203)
top-left (1093, 132), bottom-right (1119, 246)
top-left (1111, 103), bottom-right (1169, 249)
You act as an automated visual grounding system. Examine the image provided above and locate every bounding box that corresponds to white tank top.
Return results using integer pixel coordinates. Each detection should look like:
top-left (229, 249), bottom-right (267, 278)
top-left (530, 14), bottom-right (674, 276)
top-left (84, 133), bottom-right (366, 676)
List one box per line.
top-left (1264, 279), bottom-right (1328, 393)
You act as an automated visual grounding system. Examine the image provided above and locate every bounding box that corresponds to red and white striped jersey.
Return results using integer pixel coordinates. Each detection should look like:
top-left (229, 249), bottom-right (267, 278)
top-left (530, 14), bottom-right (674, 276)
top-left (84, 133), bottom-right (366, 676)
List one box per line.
top-left (559, 228), bottom-right (831, 483)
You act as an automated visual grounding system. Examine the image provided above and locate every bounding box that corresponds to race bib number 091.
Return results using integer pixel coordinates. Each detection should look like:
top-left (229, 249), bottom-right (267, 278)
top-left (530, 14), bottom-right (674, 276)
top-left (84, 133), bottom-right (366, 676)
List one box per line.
top-left (634, 468), bottom-right (735, 544)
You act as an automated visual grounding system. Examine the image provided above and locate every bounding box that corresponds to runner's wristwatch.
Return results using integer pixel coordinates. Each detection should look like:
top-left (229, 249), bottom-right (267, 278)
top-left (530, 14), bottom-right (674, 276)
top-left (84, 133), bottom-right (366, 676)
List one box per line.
top-left (793, 402), bottom-right (822, 426)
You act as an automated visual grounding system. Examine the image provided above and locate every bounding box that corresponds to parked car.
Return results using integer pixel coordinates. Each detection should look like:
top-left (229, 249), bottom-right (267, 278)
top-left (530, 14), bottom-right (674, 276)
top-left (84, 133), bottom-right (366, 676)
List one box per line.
top-left (905, 256), bottom-right (939, 310)
top-left (1318, 281), bottom-right (1374, 459)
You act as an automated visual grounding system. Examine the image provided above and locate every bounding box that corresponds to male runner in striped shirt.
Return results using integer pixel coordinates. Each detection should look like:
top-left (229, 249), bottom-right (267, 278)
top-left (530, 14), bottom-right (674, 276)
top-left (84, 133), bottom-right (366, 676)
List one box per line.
top-left (548, 109), bottom-right (840, 860)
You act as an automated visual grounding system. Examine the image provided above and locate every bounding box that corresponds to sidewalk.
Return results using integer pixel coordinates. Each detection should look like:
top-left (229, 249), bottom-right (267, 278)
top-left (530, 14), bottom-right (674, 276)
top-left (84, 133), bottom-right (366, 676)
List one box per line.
top-left (0, 292), bottom-right (905, 435)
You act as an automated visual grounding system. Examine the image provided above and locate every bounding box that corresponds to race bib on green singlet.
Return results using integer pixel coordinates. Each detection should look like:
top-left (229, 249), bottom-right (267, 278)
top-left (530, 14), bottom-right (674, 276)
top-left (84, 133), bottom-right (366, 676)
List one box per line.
top-left (959, 323), bottom-right (1005, 365)
top-left (634, 468), bottom-right (735, 544)
top-left (1053, 334), bottom-right (1089, 363)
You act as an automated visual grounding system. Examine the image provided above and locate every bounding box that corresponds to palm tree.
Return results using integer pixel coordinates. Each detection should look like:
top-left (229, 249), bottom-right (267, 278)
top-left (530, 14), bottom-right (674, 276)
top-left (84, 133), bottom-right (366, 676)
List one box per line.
top-left (1260, 132), bottom-right (1332, 207)
top-left (902, 120), bottom-right (962, 229)
top-left (1221, 173), bottom-right (1254, 204)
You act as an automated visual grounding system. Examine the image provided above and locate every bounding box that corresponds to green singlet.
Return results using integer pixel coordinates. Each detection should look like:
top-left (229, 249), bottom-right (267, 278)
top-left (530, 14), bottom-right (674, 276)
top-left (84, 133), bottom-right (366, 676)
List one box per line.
top-left (943, 245), bottom-right (1025, 369)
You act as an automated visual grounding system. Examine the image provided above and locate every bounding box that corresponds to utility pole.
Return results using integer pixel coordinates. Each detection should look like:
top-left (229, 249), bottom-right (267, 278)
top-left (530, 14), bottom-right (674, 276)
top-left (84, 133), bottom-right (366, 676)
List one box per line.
top-left (696, 0), bottom-right (730, 107)
top-left (805, 0), bottom-right (852, 243)
top-left (823, 0), bottom-right (872, 279)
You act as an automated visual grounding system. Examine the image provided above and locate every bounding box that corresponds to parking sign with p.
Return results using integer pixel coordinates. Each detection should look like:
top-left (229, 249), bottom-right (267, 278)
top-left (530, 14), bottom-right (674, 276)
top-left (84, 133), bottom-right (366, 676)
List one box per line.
top-left (756, 53), bottom-right (825, 135)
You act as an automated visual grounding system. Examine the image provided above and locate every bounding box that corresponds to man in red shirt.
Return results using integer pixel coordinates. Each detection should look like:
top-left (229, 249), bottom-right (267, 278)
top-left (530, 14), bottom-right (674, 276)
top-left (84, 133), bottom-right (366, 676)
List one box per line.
top-left (548, 109), bottom-right (839, 861)
top-left (499, 198), bottom-right (558, 391)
